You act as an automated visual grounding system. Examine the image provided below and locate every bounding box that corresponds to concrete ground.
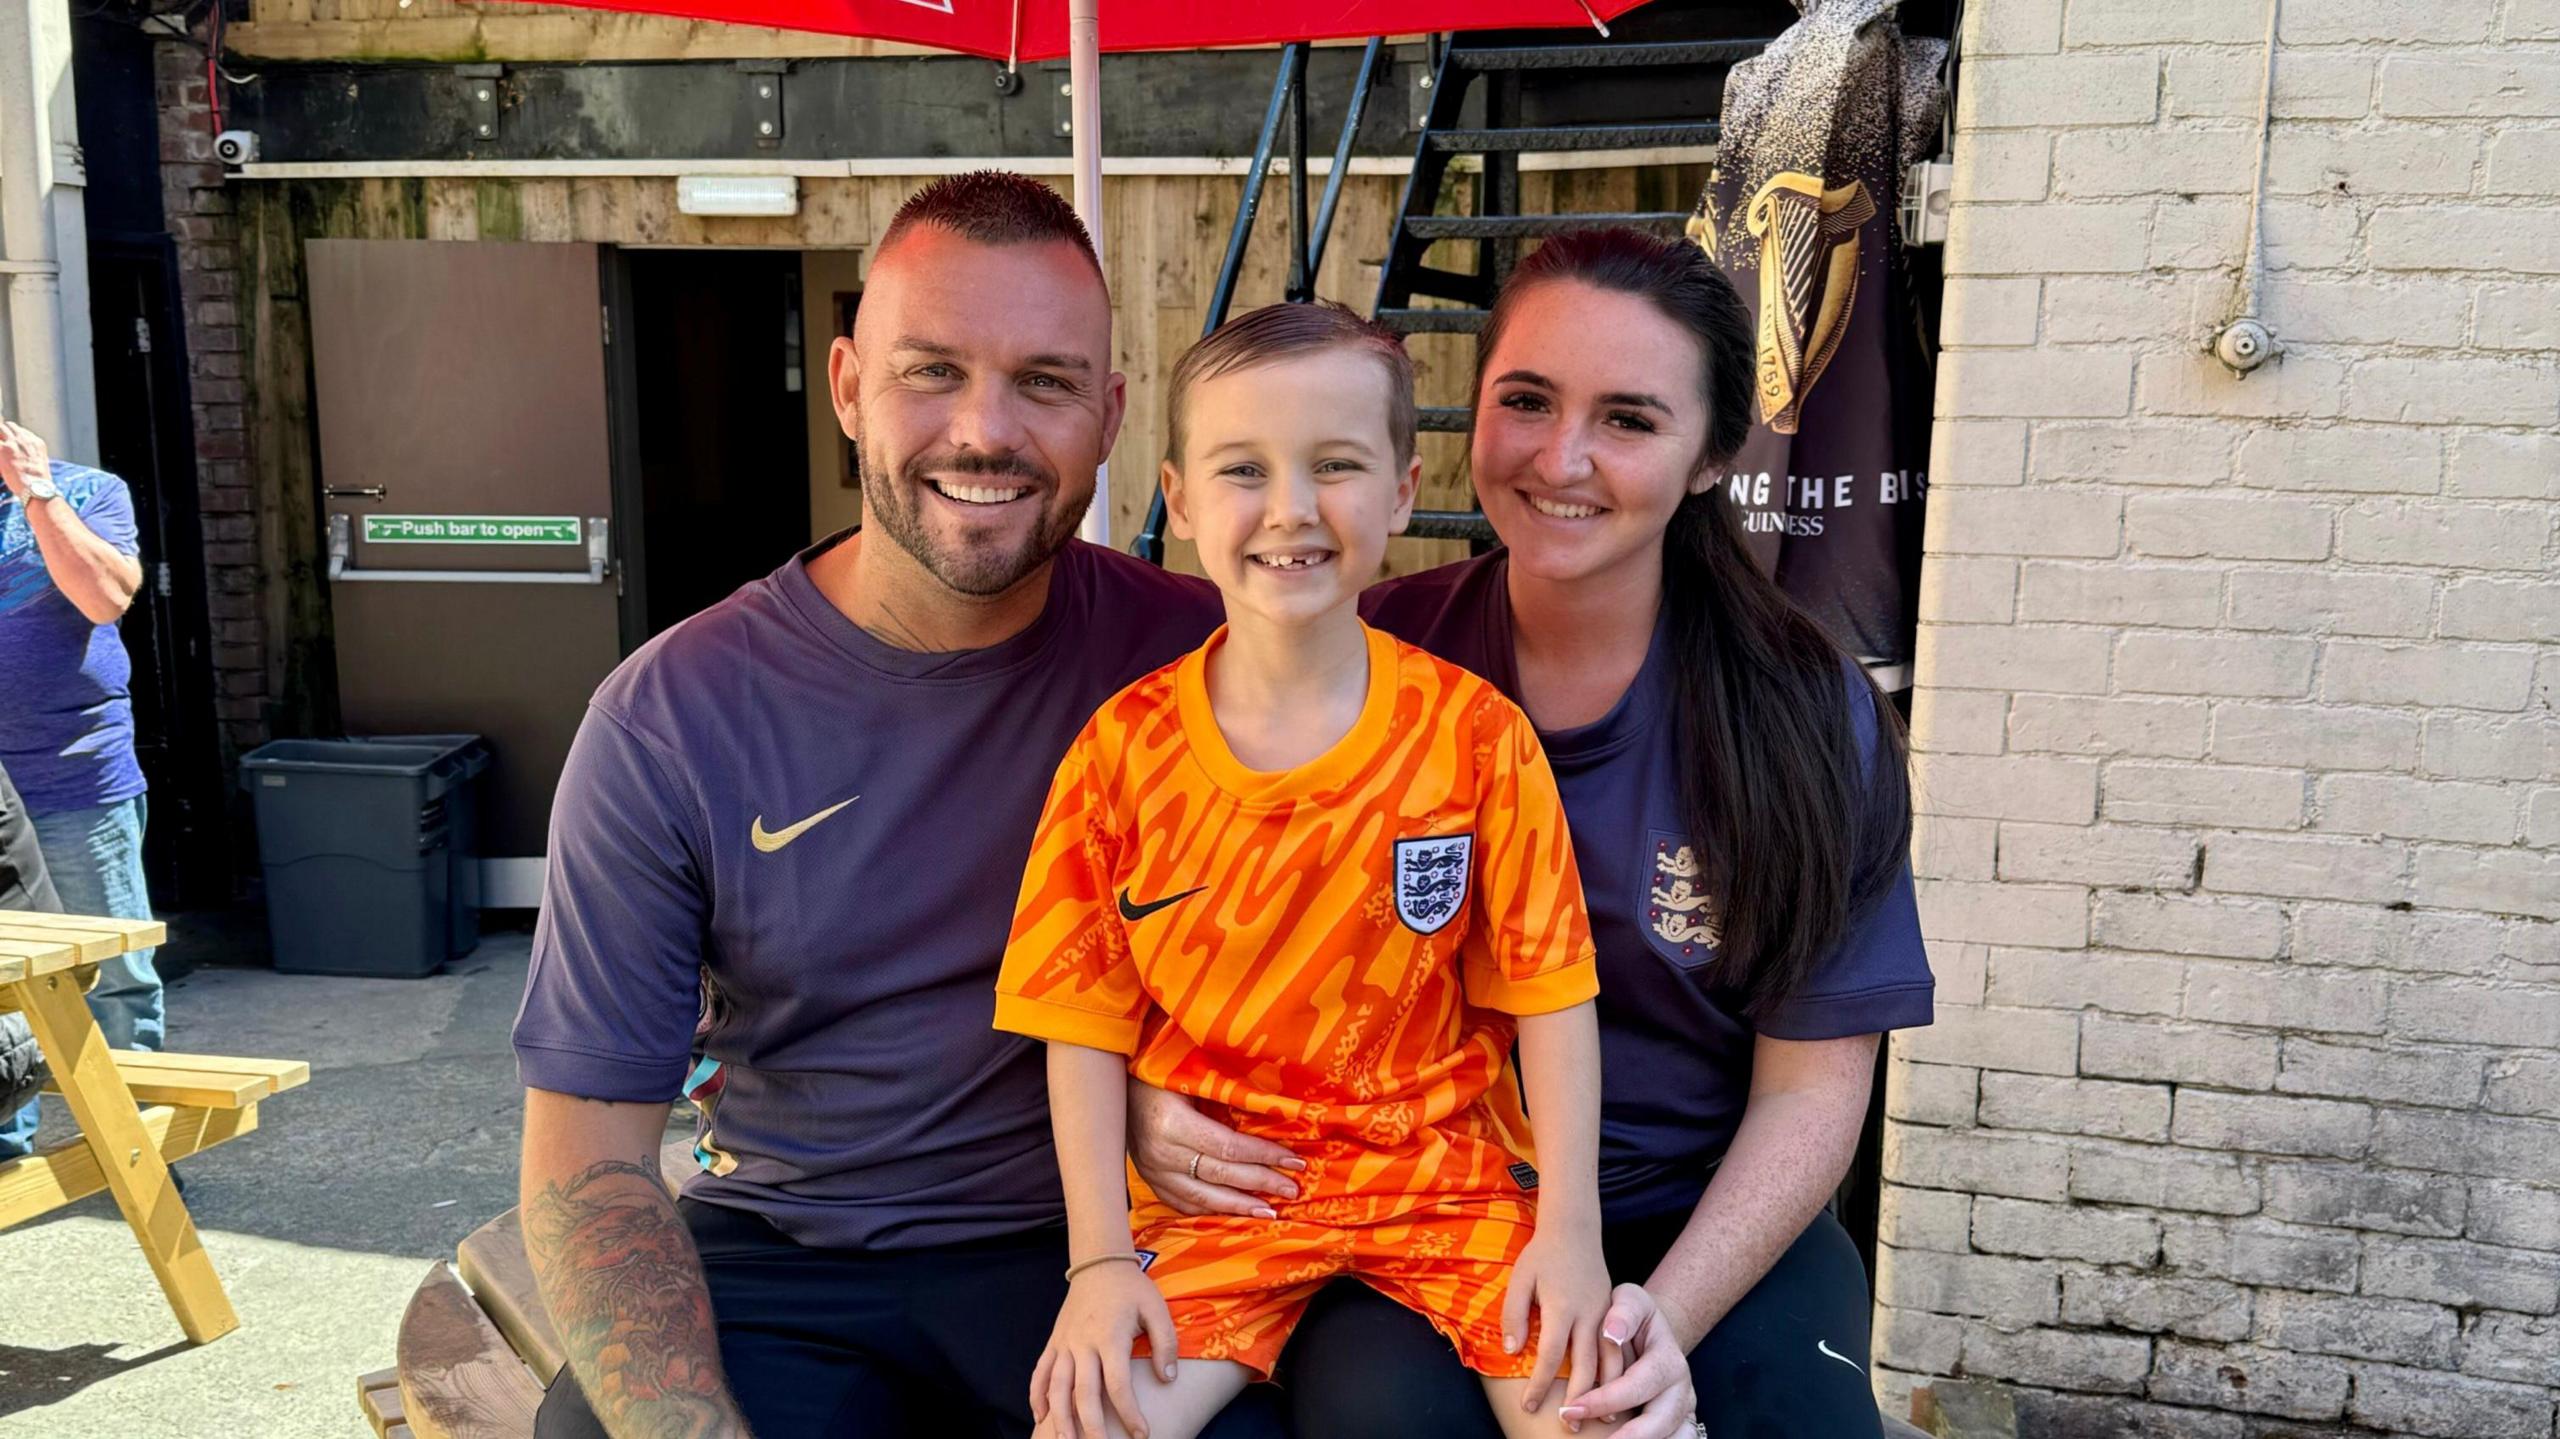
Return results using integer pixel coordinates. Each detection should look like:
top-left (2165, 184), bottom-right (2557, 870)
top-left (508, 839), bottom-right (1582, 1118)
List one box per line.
top-left (0, 920), bottom-right (547, 1438)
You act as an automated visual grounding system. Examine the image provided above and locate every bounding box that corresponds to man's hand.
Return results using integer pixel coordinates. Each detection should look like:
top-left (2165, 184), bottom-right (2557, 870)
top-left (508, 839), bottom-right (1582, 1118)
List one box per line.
top-left (0, 419), bottom-right (142, 624)
top-left (1030, 1259), bottom-right (1176, 1439)
top-left (1125, 1079), bottom-right (1303, 1218)
top-left (0, 420), bottom-right (45, 499)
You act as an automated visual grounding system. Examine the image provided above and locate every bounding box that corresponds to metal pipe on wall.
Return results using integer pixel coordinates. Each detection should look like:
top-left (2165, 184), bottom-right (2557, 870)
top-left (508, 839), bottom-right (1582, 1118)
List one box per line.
top-left (0, 0), bottom-right (98, 462)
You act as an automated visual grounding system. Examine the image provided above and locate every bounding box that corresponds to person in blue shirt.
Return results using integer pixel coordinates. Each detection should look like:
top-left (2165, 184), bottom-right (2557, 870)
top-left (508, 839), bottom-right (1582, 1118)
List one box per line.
top-left (0, 418), bottom-right (159, 1160)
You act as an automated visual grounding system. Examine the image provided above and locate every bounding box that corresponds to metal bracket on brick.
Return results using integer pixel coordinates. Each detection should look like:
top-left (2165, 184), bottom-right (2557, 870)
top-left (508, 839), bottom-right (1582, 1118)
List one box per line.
top-left (456, 64), bottom-right (503, 142)
top-left (739, 60), bottom-right (787, 148)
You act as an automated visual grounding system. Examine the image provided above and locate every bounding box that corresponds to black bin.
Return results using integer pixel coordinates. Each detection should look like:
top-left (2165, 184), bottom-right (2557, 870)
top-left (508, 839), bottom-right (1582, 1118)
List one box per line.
top-left (240, 736), bottom-right (489, 977)
top-left (344, 734), bottom-right (489, 957)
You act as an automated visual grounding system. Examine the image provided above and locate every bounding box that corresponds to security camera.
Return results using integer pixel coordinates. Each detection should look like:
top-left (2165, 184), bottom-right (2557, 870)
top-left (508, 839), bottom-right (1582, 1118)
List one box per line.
top-left (214, 130), bottom-right (259, 167)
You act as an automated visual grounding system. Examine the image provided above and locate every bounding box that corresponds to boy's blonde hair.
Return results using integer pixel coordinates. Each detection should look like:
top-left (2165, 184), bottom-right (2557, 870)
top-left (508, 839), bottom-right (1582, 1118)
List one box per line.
top-left (1164, 302), bottom-right (1418, 468)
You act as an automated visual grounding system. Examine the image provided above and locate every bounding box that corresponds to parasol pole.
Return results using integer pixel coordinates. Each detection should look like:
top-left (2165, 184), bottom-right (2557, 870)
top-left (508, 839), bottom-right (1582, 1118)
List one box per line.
top-left (1069, 0), bottom-right (1111, 546)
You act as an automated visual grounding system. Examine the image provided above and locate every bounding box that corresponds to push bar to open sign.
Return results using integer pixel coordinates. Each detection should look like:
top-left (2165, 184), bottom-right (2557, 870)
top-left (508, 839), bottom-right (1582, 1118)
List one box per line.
top-left (362, 515), bottom-right (581, 545)
top-left (327, 513), bottom-right (612, 585)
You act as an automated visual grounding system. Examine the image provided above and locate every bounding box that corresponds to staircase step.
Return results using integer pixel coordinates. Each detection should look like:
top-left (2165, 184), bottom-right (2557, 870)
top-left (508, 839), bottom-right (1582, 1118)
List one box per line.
top-left (1377, 308), bottom-right (1490, 335)
top-left (1404, 211), bottom-right (1689, 240)
top-left (1393, 264), bottom-right (1494, 305)
top-left (1401, 509), bottom-right (1497, 543)
top-left (1417, 406), bottom-right (1474, 433)
top-left (1429, 122), bottom-right (1721, 153)
top-left (1453, 39), bottom-right (1772, 71)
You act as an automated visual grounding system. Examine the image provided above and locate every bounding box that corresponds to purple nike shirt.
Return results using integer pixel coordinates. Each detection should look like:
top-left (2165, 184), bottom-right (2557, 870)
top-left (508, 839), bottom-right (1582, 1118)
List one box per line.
top-left (1367, 551), bottom-right (1934, 1222)
top-left (514, 534), bottom-right (1221, 1250)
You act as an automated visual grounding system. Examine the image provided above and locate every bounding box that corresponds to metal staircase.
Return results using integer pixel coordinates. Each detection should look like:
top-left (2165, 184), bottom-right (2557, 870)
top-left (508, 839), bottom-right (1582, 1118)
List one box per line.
top-left (1374, 32), bottom-right (1765, 544)
top-left (1130, 18), bottom-right (1774, 562)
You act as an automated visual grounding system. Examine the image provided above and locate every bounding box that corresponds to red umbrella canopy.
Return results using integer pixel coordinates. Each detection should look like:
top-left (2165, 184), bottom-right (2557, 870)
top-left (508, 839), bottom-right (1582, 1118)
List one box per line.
top-left (498, 1), bottom-right (1655, 63)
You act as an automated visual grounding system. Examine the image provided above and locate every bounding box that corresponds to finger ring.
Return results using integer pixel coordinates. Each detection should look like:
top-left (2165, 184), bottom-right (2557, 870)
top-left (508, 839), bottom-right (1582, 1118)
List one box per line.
top-left (1188, 1152), bottom-right (1203, 1180)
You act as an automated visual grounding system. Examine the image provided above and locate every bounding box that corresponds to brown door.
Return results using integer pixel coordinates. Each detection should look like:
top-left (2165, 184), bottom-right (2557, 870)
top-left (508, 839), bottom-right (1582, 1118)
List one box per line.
top-left (306, 240), bottom-right (621, 880)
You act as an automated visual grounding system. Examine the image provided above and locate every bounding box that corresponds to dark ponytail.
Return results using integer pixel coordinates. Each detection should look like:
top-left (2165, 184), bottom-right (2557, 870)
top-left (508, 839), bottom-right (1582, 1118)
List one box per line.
top-left (1476, 228), bottom-right (1912, 1019)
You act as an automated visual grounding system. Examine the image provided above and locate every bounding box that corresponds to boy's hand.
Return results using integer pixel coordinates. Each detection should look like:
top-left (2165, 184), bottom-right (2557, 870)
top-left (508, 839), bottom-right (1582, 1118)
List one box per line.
top-left (1502, 1218), bottom-right (1616, 1420)
top-left (1031, 1259), bottom-right (1177, 1439)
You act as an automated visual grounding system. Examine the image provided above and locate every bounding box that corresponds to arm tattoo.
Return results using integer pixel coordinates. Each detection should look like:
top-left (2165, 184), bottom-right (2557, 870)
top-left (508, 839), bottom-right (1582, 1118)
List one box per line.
top-left (524, 1156), bottom-right (745, 1439)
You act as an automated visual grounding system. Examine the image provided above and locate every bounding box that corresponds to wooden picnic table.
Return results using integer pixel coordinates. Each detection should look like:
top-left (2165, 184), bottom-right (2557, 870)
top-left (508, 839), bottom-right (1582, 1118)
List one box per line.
top-left (0, 911), bottom-right (308, 1345)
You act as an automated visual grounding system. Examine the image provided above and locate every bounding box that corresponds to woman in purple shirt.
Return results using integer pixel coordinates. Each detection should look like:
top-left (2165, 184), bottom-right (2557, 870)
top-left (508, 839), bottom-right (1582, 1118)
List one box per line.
top-left (1133, 229), bottom-right (1932, 1439)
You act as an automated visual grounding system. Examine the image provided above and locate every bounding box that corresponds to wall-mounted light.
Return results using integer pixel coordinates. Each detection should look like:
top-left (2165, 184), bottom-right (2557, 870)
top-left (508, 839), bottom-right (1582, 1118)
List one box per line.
top-left (676, 175), bottom-right (800, 218)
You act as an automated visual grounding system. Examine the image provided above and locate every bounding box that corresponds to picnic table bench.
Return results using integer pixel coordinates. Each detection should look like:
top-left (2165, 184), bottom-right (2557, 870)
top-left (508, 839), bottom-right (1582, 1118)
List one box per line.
top-left (0, 910), bottom-right (310, 1345)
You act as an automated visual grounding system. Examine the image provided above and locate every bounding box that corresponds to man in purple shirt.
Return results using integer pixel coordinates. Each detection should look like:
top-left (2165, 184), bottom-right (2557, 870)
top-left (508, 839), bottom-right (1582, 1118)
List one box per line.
top-left (514, 173), bottom-right (1277, 1439)
top-left (0, 422), bottom-right (157, 1161)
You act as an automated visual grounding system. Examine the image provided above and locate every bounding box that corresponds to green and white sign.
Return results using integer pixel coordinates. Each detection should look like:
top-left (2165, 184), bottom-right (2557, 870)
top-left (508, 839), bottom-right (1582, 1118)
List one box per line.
top-left (361, 515), bottom-right (583, 545)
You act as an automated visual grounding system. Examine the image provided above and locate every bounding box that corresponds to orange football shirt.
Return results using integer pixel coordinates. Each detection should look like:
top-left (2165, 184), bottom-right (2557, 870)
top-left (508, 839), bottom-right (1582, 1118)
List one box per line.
top-left (996, 622), bottom-right (1598, 1209)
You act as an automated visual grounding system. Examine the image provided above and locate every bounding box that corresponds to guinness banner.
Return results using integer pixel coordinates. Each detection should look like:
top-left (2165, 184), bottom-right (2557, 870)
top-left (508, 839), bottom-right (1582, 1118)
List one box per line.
top-left (1691, 0), bottom-right (1946, 678)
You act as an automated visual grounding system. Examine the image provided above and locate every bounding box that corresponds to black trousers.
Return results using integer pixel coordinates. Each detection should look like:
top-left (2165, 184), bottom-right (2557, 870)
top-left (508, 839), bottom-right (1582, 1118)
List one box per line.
top-left (536, 1198), bottom-right (1288, 1439)
top-left (1279, 1208), bottom-right (1881, 1439)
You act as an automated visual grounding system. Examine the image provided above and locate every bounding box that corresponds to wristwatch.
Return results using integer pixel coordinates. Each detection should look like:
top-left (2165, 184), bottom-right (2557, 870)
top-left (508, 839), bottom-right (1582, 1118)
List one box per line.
top-left (15, 467), bottom-right (61, 503)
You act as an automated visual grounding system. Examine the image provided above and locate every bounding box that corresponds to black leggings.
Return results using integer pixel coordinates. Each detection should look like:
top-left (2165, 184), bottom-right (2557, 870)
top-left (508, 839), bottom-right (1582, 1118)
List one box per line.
top-left (1279, 1208), bottom-right (1879, 1439)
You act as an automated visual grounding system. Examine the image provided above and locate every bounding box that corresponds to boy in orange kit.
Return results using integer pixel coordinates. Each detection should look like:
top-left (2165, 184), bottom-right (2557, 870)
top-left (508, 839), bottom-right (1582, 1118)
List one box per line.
top-left (995, 304), bottom-right (1622, 1439)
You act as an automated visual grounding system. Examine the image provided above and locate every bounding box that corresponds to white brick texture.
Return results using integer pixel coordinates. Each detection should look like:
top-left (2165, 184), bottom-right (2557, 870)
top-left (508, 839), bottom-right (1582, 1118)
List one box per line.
top-left (1886, 3), bottom-right (2560, 1430)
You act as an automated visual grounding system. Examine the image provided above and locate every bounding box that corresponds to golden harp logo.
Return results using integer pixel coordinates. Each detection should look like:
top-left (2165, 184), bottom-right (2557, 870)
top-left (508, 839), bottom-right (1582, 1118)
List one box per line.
top-left (1745, 172), bottom-right (1876, 435)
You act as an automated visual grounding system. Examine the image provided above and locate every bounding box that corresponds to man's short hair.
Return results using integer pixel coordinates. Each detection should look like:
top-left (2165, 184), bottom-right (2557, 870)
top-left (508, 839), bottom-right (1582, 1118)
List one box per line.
top-left (876, 170), bottom-right (1101, 273)
top-left (1165, 301), bottom-right (1418, 467)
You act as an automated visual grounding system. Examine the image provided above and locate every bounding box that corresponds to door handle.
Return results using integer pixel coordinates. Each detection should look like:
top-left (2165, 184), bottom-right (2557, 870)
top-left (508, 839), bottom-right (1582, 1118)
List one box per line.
top-left (326, 485), bottom-right (389, 500)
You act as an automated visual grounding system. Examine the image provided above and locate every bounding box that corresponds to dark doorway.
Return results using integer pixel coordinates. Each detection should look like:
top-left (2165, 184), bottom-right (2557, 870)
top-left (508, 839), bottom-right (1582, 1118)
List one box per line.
top-left (85, 245), bottom-right (226, 907)
top-left (620, 251), bottom-right (812, 640)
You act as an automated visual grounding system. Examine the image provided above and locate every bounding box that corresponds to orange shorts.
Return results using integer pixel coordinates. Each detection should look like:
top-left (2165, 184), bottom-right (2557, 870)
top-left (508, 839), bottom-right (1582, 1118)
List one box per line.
top-left (1129, 1191), bottom-right (1541, 1380)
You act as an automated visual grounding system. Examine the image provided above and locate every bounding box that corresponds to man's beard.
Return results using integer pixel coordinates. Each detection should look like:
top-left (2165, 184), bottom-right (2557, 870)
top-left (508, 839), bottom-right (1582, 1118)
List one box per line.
top-left (860, 440), bottom-right (1091, 597)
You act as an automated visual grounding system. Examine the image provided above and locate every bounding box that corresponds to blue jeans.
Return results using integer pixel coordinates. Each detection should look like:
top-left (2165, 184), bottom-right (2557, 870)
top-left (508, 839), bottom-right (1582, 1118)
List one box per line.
top-left (1, 795), bottom-right (161, 1157)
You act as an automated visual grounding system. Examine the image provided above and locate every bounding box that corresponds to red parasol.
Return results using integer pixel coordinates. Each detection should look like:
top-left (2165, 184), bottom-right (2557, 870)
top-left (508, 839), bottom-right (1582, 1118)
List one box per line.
top-left (510, 2), bottom-right (1653, 64)
top-left (504, 0), bottom-right (1658, 544)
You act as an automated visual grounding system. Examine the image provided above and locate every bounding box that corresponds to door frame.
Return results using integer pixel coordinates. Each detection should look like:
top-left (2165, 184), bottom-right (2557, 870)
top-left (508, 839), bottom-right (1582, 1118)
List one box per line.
top-left (599, 246), bottom-right (652, 657)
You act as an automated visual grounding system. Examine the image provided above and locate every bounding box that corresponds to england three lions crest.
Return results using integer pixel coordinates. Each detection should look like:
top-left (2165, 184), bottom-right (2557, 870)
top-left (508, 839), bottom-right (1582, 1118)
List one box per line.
top-left (1645, 830), bottom-right (1723, 970)
top-left (1393, 834), bottom-right (1473, 936)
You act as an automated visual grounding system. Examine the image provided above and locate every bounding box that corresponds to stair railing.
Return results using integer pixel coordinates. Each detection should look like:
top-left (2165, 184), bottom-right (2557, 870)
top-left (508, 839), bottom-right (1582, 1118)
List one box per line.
top-left (1130, 37), bottom-right (1389, 566)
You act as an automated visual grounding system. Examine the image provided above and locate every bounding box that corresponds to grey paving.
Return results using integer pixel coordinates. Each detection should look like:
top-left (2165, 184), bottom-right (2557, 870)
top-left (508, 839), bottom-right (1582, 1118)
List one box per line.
top-left (0, 928), bottom-right (544, 1438)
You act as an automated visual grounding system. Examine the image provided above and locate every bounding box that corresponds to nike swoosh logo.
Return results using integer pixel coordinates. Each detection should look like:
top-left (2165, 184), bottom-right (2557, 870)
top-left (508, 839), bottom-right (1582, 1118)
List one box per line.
top-left (1816, 1339), bottom-right (1864, 1374)
top-left (750, 796), bottom-right (859, 853)
top-left (1117, 885), bottom-right (1205, 924)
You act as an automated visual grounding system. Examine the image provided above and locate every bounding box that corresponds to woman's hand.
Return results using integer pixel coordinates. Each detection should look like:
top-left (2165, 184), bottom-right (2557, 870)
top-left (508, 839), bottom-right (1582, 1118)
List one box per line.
top-left (1558, 1283), bottom-right (1699, 1439)
top-left (1125, 1078), bottom-right (1304, 1217)
top-left (1030, 1260), bottom-right (1178, 1439)
top-left (1502, 1218), bottom-right (1617, 1422)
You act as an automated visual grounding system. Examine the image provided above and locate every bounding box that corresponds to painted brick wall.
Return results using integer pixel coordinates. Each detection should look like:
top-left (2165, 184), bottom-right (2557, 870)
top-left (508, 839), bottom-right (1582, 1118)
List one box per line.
top-left (1877, 2), bottom-right (2560, 1435)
